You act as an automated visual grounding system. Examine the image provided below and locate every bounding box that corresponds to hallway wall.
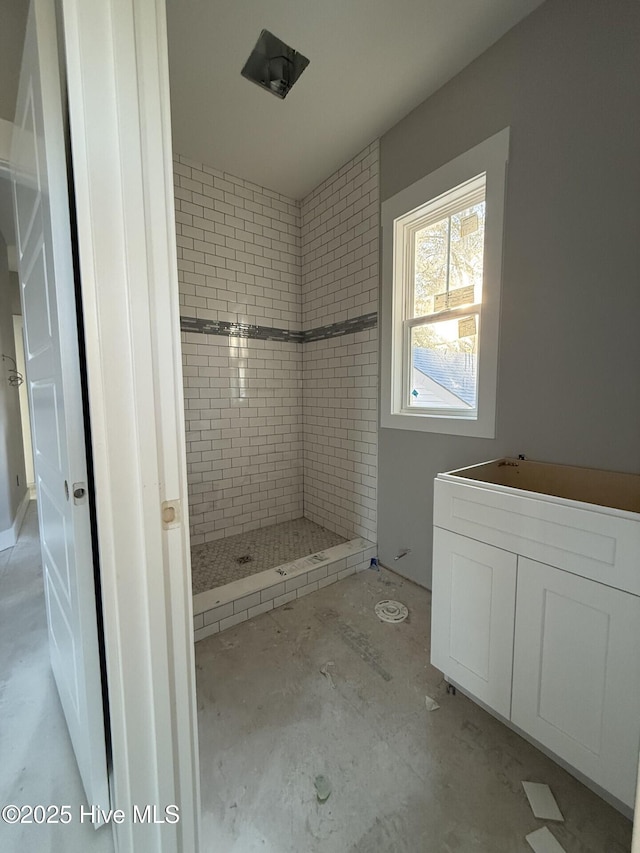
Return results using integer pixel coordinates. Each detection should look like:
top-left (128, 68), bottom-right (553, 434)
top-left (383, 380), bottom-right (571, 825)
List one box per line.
top-left (0, 0), bottom-right (29, 122)
top-left (0, 233), bottom-right (27, 548)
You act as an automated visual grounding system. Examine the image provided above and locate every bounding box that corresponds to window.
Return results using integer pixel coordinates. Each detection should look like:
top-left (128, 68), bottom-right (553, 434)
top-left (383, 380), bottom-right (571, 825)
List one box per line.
top-left (381, 129), bottom-right (509, 437)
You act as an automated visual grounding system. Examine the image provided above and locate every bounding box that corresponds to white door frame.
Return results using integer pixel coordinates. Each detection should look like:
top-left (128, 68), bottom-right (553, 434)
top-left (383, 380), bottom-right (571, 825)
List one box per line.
top-left (60, 1), bottom-right (199, 851)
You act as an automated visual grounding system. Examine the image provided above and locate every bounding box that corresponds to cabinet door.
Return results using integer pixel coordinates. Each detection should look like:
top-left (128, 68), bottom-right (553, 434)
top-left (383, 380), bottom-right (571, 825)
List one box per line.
top-left (512, 557), bottom-right (640, 808)
top-left (431, 528), bottom-right (517, 718)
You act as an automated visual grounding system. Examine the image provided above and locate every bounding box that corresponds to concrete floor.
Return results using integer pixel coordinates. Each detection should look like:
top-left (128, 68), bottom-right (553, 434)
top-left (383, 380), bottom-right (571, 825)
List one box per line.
top-left (196, 564), bottom-right (633, 853)
top-left (1, 505), bottom-right (634, 852)
top-left (0, 504), bottom-right (114, 853)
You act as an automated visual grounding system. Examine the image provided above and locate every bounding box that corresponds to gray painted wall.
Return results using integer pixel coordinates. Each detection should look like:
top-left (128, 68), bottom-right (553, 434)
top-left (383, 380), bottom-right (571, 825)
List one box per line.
top-left (0, 0), bottom-right (29, 122)
top-left (0, 232), bottom-right (27, 536)
top-left (378, 0), bottom-right (640, 588)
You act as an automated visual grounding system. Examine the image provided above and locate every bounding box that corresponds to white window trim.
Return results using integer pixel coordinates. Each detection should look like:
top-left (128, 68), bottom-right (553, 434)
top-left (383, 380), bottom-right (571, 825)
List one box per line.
top-left (381, 128), bottom-right (509, 438)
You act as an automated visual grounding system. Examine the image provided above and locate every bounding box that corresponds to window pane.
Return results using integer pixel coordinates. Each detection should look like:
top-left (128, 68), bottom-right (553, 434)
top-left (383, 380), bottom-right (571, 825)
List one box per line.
top-left (414, 217), bottom-right (449, 317)
top-left (413, 200), bottom-right (485, 318)
top-left (409, 317), bottom-right (478, 410)
top-left (449, 201), bottom-right (485, 301)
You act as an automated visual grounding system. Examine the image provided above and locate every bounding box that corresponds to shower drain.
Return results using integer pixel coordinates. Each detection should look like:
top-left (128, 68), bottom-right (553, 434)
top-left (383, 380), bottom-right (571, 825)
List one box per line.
top-left (374, 600), bottom-right (408, 624)
top-left (236, 554), bottom-right (252, 565)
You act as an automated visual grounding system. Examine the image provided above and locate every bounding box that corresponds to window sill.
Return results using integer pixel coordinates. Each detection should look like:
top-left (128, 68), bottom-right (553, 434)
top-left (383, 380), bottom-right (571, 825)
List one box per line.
top-left (380, 409), bottom-right (496, 438)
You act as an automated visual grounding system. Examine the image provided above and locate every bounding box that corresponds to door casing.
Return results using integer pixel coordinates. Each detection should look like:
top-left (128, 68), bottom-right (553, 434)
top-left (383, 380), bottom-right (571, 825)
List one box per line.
top-left (61, 1), bottom-right (200, 851)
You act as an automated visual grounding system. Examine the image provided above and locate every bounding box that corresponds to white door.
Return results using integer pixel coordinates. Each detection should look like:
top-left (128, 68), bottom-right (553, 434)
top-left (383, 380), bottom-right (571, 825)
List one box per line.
top-left (512, 557), bottom-right (640, 809)
top-left (431, 528), bottom-right (517, 718)
top-left (12, 0), bottom-right (110, 812)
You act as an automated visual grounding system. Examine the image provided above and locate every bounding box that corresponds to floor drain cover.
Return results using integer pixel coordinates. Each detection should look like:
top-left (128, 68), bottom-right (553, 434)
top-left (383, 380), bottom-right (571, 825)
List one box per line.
top-left (374, 600), bottom-right (408, 623)
top-left (236, 554), bottom-right (252, 565)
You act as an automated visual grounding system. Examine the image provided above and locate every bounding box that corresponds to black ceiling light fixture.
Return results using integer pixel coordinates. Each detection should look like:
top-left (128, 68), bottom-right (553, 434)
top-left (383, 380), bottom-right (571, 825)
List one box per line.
top-left (241, 29), bottom-right (309, 100)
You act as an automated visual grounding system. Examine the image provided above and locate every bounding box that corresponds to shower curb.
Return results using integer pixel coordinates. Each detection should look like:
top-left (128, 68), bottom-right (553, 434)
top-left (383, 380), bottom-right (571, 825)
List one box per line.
top-left (192, 538), bottom-right (377, 642)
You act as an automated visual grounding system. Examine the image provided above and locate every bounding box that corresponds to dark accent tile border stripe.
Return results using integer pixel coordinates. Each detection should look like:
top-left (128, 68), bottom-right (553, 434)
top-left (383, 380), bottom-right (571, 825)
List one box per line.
top-left (180, 312), bottom-right (378, 344)
top-left (179, 316), bottom-right (303, 342)
top-left (304, 312), bottom-right (378, 342)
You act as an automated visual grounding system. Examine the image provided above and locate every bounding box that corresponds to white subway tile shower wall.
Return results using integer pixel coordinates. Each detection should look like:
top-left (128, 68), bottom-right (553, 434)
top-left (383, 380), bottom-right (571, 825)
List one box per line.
top-left (174, 155), bottom-right (302, 330)
top-left (175, 156), bottom-right (303, 543)
top-left (181, 331), bottom-right (303, 545)
top-left (174, 145), bottom-right (379, 545)
top-left (301, 141), bottom-right (379, 331)
top-left (301, 143), bottom-right (379, 542)
top-left (303, 330), bottom-right (378, 541)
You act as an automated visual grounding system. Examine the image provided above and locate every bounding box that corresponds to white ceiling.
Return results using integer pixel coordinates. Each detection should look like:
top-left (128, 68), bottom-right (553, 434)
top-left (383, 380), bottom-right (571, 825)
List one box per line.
top-left (166, 0), bottom-right (544, 200)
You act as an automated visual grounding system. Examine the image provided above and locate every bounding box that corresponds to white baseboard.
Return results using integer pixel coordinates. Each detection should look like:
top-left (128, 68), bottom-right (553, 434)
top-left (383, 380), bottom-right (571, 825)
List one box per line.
top-left (14, 489), bottom-right (31, 537)
top-left (0, 489), bottom-right (31, 551)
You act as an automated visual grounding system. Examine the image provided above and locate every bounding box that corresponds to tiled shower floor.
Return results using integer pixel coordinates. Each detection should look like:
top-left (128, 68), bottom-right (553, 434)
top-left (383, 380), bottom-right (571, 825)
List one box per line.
top-left (190, 518), bottom-right (347, 595)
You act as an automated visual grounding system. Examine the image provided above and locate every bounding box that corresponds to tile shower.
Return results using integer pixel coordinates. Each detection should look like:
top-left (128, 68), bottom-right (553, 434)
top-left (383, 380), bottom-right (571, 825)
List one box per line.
top-left (174, 142), bottom-right (379, 639)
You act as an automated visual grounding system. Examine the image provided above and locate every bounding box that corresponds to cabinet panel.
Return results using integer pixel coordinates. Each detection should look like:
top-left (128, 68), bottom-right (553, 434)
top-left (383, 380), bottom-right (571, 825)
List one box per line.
top-left (431, 528), bottom-right (517, 718)
top-left (512, 558), bottom-right (640, 808)
top-left (433, 478), bottom-right (640, 596)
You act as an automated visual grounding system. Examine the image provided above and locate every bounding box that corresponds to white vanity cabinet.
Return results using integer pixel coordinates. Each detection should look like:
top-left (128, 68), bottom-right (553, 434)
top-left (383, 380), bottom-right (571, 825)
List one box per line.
top-left (431, 458), bottom-right (640, 812)
top-left (431, 529), bottom-right (516, 719)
